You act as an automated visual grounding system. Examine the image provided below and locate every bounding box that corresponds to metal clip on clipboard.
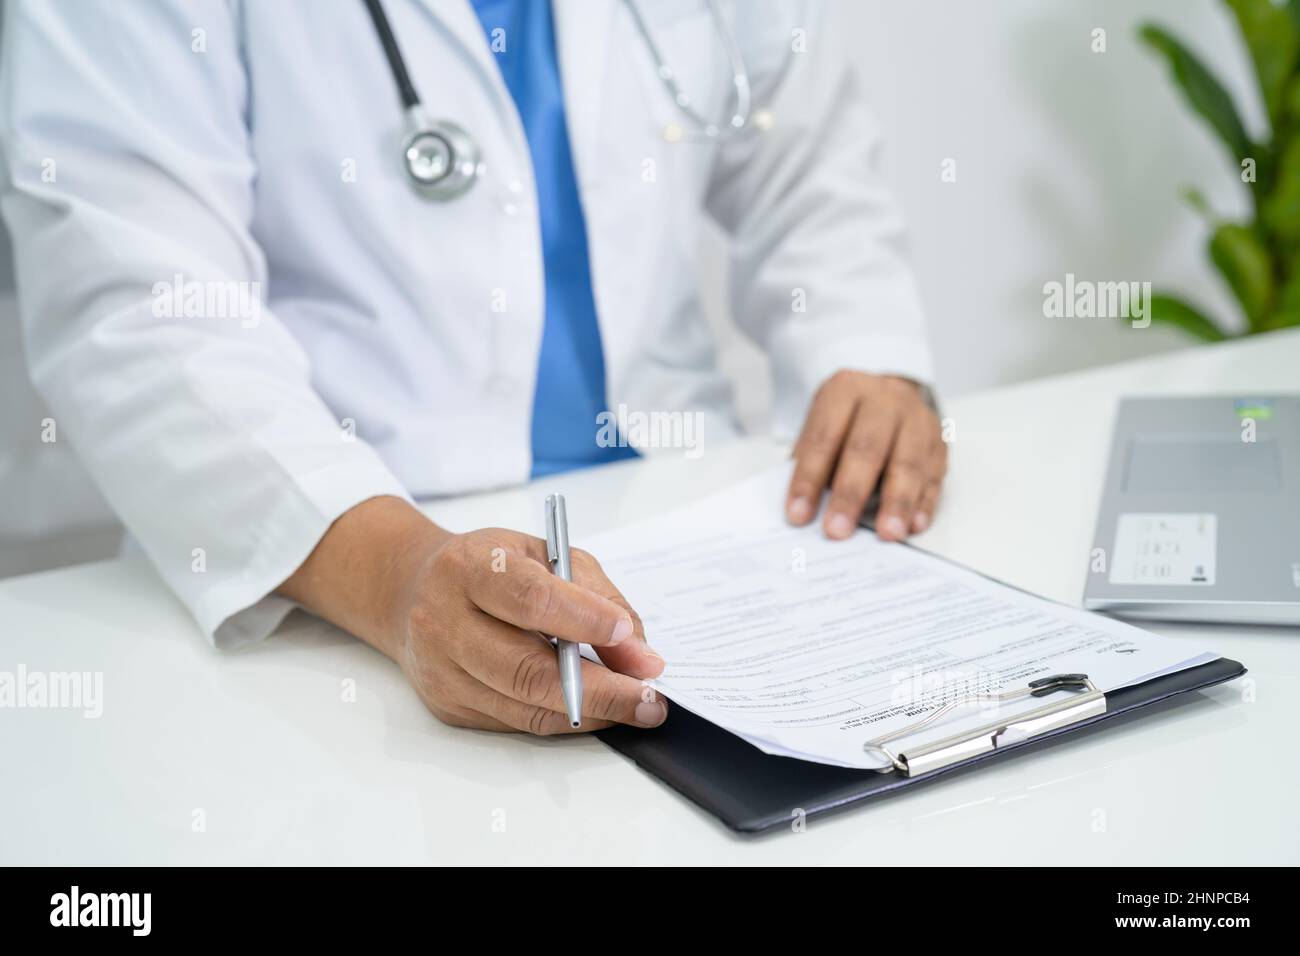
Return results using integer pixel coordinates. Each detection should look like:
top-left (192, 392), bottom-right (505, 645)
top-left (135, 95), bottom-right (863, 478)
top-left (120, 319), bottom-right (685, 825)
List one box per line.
top-left (862, 673), bottom-right (1106, 777)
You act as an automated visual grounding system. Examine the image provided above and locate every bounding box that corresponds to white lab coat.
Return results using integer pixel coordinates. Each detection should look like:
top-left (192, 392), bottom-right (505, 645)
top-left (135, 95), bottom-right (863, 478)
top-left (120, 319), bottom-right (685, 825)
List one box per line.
top-left (0, 0), bottom-right (932, 646)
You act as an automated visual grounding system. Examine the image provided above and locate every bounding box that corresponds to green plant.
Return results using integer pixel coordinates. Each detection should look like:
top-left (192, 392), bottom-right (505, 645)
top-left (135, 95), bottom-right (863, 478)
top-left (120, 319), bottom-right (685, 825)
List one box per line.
top-left (1138, 0), bottom-right (1300, 340)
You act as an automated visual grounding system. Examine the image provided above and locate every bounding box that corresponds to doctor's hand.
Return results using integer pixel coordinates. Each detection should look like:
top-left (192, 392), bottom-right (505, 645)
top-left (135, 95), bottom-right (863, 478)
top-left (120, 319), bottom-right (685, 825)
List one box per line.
top-left (785, 372), bottom-right (946, 542)
top-left (279, 497), bottom-right (667, 735)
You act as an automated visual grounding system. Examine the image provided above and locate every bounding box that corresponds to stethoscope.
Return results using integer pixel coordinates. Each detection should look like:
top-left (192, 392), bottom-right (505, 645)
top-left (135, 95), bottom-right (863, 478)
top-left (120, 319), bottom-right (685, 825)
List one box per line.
top-left (361, 0), bottom-right (765, 201)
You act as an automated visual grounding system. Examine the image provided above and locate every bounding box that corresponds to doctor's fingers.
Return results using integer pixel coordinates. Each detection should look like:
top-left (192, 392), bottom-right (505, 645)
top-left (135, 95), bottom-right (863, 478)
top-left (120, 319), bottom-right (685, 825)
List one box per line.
top-left (912, 434), bottom-right (949, 534)
top-left (434, 659), bottom-right (614, 734)
top-left (876, 410), bottom-right (945, 542)
top-left (565, 548), bottom-right (665, 681)
top-left (420, 696), bottom-right (517, 734)
top-left (786, 376), bottom-right (859, 526)
top-left (508, 537), bottom-right (663, 681)
top-left (822, 401), bottom-right (901, 540)
top-left (463, 549), bottom-right (634, 648)
top-left (453, 619), bottom-right (668, 732)
top-left (425, 682), bottom-right (597, 736)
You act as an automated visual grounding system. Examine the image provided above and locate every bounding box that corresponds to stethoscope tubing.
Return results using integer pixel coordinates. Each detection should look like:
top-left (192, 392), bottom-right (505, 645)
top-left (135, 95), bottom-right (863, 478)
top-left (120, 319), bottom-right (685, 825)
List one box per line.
top-left (362, 0), bottom-right (420, 111)
top-left (363, 0), bottom-right (772, 196)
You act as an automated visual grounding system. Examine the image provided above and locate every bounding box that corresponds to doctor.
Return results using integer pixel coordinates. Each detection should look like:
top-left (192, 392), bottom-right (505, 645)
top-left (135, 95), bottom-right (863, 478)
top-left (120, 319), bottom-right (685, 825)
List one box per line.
top-left (0, 0), bottom-right (945, 735)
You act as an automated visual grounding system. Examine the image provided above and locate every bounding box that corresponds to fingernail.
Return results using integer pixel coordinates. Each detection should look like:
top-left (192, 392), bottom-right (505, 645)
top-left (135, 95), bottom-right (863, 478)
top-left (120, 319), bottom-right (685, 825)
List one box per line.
top-left (880, 515), bottom-right (908, 539)
top-left (610, 616), bottom-right (634, 645)
top-left (787, 496), bottom-right (813, 524)
top-left (635, 700), bottom-right (667, 727)
top-left (827, 512), bottom-right (854, 539)
top-left (913, 511), bottom-right (930, 533)
top-left (643, 645), bottom-right (664, 663)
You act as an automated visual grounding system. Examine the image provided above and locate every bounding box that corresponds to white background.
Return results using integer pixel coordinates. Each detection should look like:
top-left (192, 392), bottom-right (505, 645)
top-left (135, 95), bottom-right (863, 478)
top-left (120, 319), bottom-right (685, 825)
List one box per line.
top-left (708, 0), bottom-right (1262, 426)
top-left (0, 0), bottom-right (1266, 573)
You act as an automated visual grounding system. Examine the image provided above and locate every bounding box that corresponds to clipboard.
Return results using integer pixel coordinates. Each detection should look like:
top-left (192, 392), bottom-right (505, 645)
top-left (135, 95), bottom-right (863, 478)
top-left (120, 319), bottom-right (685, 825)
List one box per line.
top-left (597, 656), bottom-right (1245, 834)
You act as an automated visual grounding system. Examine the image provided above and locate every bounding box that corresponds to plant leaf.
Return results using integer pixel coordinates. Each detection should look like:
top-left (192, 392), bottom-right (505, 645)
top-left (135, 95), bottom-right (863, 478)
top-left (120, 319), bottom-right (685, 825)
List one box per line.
top-left (1259, 309), bottom-right (1300, 330)
top-left (1209, 223), bottom-right (1275, 328)
top-left (1286, 73), bottom-right (1300, 123)
top-left (1225, 0), bottom-right (1300, 128)
top-left (1179, 185), bottom-right (1215, 219)
top-left (1139, 24), bottom-right (1254, 165)
top-left (1261, 135), bottom-right (1300, 243)
top-left (1276, 246), bottom-right (1300, 311)
top-left (1135, 294), bottom-right (1230, 341)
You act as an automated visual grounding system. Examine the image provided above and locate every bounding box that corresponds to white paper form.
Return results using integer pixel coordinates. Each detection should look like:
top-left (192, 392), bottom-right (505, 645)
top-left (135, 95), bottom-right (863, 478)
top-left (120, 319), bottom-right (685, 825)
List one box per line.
top-left (582, 465), bottom-right (1217, 769)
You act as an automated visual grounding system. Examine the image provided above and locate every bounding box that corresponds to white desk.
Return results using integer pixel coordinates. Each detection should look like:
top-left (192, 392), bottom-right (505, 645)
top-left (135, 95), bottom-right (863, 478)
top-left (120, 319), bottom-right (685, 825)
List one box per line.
top-left (4, 330), bottom-right (1298, 864)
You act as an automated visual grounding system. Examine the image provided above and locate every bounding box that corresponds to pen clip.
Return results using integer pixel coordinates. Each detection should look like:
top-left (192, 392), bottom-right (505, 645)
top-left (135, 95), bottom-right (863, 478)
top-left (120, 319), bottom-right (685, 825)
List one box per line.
top-left (544, 496), bottom-right (559, 564)
top-left (544, 494), bottom-right (561, 565)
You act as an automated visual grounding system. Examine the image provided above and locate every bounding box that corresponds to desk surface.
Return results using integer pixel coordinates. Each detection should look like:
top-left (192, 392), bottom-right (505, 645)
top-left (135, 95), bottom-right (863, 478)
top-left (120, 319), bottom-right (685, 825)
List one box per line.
top-left (4, 331), bottom-right (1298, 865)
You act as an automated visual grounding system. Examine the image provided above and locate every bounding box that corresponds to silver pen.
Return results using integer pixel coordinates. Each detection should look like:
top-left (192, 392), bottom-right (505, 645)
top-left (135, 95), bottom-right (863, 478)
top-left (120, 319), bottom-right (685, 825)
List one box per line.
top-left (544, 494), bottom-right (583, 727)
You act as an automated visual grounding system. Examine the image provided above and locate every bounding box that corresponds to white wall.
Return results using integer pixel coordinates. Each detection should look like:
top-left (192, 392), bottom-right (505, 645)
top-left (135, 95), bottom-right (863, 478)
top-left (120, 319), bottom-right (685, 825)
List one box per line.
top-left (710, 0), bottom-right (1264, 428)
top-left (0, 0), bottom-right (1265, 574)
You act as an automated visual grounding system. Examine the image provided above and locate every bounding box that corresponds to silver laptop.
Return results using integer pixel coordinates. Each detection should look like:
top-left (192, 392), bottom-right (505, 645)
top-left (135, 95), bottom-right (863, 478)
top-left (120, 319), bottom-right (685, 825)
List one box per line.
top-left (1083, 395), bottom-right (1300, 625)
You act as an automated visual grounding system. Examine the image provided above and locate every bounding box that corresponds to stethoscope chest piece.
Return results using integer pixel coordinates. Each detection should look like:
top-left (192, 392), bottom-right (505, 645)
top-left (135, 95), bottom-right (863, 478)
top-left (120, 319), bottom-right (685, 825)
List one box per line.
top-left (403, 107), bottom-right (481, 200)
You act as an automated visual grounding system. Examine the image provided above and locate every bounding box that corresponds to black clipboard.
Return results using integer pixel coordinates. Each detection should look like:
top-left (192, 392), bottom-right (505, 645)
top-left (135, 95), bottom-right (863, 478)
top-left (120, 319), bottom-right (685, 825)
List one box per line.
top-left (598, 656), bottom-right (1245, 834)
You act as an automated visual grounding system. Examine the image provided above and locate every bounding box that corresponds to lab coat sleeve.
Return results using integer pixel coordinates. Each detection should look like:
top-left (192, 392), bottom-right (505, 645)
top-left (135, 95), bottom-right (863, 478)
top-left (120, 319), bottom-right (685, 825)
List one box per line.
top-left (704, 1), bottom-right (935, 438)
top-left (0, 0), bottom-right (410, 646)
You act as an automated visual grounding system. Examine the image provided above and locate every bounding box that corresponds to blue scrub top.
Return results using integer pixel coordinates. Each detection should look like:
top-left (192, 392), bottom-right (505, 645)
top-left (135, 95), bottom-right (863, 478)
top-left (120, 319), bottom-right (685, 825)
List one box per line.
top-left (470, 0), bottom-right (638, 478)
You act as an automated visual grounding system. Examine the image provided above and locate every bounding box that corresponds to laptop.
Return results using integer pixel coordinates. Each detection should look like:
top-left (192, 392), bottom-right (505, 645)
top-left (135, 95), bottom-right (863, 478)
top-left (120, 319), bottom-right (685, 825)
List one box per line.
top-left (1083, 395), bottom-right (1300, 625)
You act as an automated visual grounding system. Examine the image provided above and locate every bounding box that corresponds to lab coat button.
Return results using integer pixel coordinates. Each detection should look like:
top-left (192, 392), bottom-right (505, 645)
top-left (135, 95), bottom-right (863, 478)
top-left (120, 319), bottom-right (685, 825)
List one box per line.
top-left (499, 182), bottom-right (526, 217)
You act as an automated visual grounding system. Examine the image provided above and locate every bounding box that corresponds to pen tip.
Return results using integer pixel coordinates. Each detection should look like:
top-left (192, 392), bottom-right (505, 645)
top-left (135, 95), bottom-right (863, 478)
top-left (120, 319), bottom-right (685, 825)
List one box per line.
top-left (571, 720), bottom-right (581, 728)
